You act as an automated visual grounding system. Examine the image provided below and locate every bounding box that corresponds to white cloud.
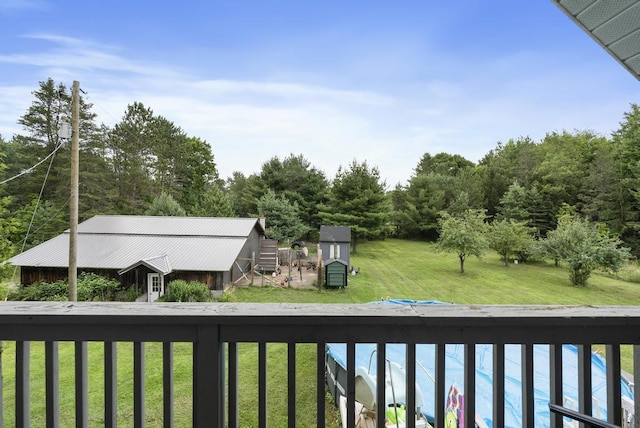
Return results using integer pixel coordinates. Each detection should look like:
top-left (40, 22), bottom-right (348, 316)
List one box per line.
top-left (0, 31), bottom-right (637, 187)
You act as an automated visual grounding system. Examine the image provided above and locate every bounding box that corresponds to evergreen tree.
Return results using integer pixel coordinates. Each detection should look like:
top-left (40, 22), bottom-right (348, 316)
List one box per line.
top-left (191, 184), bottom-right (234, 217)
top-left (319, 160), bottom-right (392, 252)
top-left (5, 78), bottom-right (107, 219)
top-left (145, 192), bottom-right (186, 216)
top-left (259, 154), bottom-right (328, 236)
top-left (254, 189), bottom-right (308, 243)
top-left (227, 171), bottom-right (267, 217)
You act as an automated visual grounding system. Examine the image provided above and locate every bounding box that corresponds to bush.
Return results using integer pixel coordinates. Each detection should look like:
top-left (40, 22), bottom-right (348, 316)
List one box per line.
top-left (116, 285), bottom-right (143, 302)
top-left (164, 280), bottom-right (212, 302)
top-left (7, 273), bottom-right (122, 301)
top-left (77, 272), bottom-right (120, 301)
top-left (8, 279), bottom-right (68, 301)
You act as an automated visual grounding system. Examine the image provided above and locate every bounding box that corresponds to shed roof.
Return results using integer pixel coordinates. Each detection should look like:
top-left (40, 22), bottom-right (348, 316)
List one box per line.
top-left (319, 225), bottom-right (351, 243)
top-left (10, 215), bottom-right (263, 272)
top-left (553, 0), bottom-right (640, 80)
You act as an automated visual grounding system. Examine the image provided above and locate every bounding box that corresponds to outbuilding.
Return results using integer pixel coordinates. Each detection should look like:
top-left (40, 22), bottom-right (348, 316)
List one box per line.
top-left (9, 215), bottom-right (266, 301)
top-left (324, 258), bottom-right (348, 288)
top-left (319, 225), bottom-right (351, 288)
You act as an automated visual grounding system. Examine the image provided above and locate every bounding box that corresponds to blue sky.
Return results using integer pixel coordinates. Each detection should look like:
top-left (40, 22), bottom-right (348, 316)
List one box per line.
top-left (0, 1), bottom-right (638, 186)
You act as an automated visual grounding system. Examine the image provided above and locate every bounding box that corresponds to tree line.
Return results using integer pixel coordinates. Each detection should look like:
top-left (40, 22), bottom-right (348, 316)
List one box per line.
top-left (1, 78), bottom-right (639, 279)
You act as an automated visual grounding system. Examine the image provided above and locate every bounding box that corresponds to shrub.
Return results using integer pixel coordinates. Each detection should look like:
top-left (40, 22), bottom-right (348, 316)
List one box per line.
top-left (165, 280), bottom-right (212, 302)
top-left (7, 273), bottom-right (122, 301)
top-left (8, 280), bottom-right (68, 301)
top-left (116, 285), bottom-right (143, 302)
top-left (77, 272), bottom-right (120, 301)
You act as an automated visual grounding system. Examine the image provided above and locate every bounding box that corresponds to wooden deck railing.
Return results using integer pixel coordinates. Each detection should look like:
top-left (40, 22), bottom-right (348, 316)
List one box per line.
top-left (1, 302), bottom-right (639, 427)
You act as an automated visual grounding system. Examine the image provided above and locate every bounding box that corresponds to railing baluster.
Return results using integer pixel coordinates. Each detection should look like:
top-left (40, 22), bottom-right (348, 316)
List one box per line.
top-left (634, 345), bottom-right (640, 428)
top-left (434, 343), bottom-right (445, 428)
top-left (407, 342), bottom-right (416, 428)
top-left (163, 342), bottom-right (174, 428)
top-left (288, 343), bottom-right (296, 428)
top-left (346, 341), bottom-right (356, 428)
top-left (606, 344), bottom-right (622, 425)
top-left (259, 342), bottom-right (267, 428)
top-left (493, 343), bottom-right (505, 428)
top-left (464, 344), bottom-right (476, 428)
top-left (16, 340), bottom-right (30, 428)
top-left (549, 344), bottom-right (563, 428)
top-left (75, 341), bottom-right (88, 428)
top-left (0, 341), bottom-right (3, 428)
top-left (578, 344), bottom-right (593, 420)
top-left (104, 341), bottom-right (117, 428)
top-left (376, 343), bottom-right (386, 428)
top-left (521, 344), bottom-right (534, 427)
top-left (46, 341), bottom-right (60, 428)
top-left (193, 325), bottom-right (222, 427)
top-left (228, 342), bottom-right (239, 428)
top-left (134, 342), bottom-right (145, 428)
top-left (316, 342), bottom-right (326, 428)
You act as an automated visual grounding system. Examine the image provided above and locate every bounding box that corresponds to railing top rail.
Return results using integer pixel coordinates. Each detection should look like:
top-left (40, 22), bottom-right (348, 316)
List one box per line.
top-left (2, 302), bottom-right (640, 343)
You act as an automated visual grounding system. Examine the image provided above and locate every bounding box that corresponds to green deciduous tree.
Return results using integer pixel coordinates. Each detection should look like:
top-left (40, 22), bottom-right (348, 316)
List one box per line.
top-left (254, 189), bottom-right (308, 243)
top-left (227, 171), bottom-right (267, 217)
top-left (319, 160), bottom-right (392, 252)
top-left (488, 219), bottom-right (533, 266)
top-left (395, 154), bottom-right (483, 240)
top-left (0, 141), bottom-right (18, 278)
top-left (436, 208), bottom-right (488, 273)
top-left (259, 154), bottom-right (328, 236)
top-left (539, 211), bottom-right (630, 286)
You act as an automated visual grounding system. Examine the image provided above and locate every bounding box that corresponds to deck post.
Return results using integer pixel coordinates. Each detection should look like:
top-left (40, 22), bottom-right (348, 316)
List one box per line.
top-left (193, 325), bottom-right (223, 427)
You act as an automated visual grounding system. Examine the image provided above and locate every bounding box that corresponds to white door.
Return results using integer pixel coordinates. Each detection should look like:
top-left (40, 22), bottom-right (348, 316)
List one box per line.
top-left (148, 273), bottom-right (162, 302)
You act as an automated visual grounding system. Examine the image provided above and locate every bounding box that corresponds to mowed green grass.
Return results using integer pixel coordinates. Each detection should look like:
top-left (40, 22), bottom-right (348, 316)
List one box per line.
top-left (2, 238), bottom-right (640, 427)
top-left (231, 238), bottom-right (640, 305)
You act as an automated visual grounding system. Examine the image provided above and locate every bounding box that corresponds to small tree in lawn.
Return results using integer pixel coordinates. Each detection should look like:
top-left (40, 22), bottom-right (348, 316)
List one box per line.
top-left (540, 214), bottom-right (630, 286)
top-left (436, 209), bottom-right (488, 274)
top-left (254, 189), bottom-right (309, 244)
top-left (488, 219), bottom-right (533, 266)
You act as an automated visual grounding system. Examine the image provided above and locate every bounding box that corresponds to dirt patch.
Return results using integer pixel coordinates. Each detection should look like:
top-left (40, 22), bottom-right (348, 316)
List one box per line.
top-left (235, 262), bottom-right (321, 290)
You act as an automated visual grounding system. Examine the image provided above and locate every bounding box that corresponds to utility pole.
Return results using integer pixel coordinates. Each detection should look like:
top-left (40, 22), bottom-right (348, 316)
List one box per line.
top-left (68, 80), bottom-right (79, 301)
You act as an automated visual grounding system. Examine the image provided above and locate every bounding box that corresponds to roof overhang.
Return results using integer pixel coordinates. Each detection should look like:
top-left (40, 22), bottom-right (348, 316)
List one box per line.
top-left (552, 0), bottom-right (640, 80)
top-left (118, 254), bottom-right (172, 276)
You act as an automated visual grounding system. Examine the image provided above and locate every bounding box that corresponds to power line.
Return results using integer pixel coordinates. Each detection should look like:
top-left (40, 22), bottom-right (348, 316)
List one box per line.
top-left (0, 141), bottom-right (66, 185)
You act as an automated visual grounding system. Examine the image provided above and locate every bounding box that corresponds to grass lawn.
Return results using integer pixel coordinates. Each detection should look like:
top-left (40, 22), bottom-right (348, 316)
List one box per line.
top-left (231, 239), bottom-right (640, 306)
top-left (2, 238), bottom-right (639, 426)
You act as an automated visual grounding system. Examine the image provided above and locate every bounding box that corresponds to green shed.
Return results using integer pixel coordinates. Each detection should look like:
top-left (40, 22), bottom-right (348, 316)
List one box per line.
top-left (324, 259), bottom-right (348, 288)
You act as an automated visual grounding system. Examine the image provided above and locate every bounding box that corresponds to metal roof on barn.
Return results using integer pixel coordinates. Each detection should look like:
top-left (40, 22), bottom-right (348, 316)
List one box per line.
top-left (319, 225), bottom-right (351, 243)
top-left (553, 0), bottom-right (640, 80)
top-left (78, 215), bottom-right (264, 237)
top-left (10, 215), bottom-right (263, 272)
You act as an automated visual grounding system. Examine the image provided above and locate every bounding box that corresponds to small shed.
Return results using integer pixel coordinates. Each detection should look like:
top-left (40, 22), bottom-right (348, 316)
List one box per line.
top-left (320, 225), bottom-right (351, 288)
top-left (319, 225), bottom-right (351, 267)
top-left (324, 259), bottom-right (348, 288)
